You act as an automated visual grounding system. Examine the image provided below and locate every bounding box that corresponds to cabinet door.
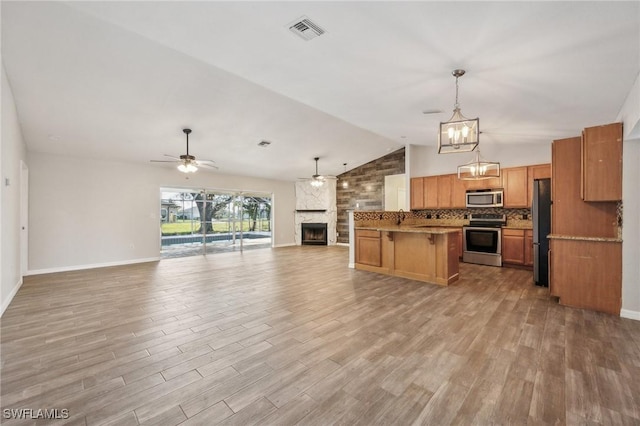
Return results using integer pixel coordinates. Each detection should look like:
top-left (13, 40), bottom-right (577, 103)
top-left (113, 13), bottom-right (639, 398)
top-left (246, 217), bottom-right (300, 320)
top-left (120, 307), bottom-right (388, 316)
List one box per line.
top-left (410, 177), bottom-right (424, 210)
top-left (437, 175), bottom-right (453, 208)
top-left (502, 229), bottom-right (525, 264)
top-left (582, 122), bottom-right (622, 201)
top-left (456, 228), bottom-right (463, 258)
top-left (527, 164), bottom-right (551, 207)
top-left (423, 176), bottom-right (439, 209)
top-left (503, 167), bottom-right (528, 208)
top-left (552, 137), bottom-right (618, 238)
top-left (355, 230), bottom-right (381, 267)
top-left (451, 175), bottom-right (467, 208)
top-left (465, 175), bottom-right (502, 191)
top-left (524, 230), bottom-right (533, 266)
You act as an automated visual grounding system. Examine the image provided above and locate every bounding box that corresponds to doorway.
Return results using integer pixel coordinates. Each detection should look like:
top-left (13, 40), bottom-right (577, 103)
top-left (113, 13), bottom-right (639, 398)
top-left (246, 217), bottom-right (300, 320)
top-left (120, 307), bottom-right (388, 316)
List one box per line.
top-left (159, 188), bottom-right (272, 259)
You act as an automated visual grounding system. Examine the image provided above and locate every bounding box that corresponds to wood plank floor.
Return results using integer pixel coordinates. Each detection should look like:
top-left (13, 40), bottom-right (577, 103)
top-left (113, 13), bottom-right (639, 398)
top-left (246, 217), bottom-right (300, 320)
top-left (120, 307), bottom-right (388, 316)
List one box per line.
top-left (2, 246), bottom-right (639, 425)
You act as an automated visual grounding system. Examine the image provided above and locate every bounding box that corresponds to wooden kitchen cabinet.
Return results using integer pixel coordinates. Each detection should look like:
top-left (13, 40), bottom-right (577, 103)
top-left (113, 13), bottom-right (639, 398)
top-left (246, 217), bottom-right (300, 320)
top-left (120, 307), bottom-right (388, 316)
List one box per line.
top-left (552, 137), bottom-right (618, 238)
top-left (527, 163), bottom-right (551, 207)
top-left (410, 177), bottom-right (424, 210)
top-left (355, 230), bottom-right (382, 267)
top-left (524, 229), bottom-right (533, 266)
top-left (502, 228), bottom-right (525, 265)
top-left (437, 175), bottom-right (453, 208)
top-left (503, 167), bottom-right (528, 208)
top-left (423, 176), bottom-right (439, 209)
top-left (581, 122), bottom-right (623, 201)
top-left (465, 175), bottom-right (502, 191)
top-left (549, 238), bottom-right (621, 315)
top-left (455, 228), bottom-right (463, 258)
top-left (451, 175), bottom-right (467, 208)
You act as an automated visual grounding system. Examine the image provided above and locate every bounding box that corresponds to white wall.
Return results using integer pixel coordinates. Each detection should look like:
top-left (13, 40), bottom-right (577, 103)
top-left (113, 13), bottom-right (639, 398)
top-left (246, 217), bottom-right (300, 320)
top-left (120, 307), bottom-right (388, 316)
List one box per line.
top-left (408, 142), bottom-right (551, 177)
top-left (384, 174), bottom-right (407, 211)
top-left (27, 151), bottom-right (296, 274)
top-left (1, 65), bottom-right (28, 315)
top-left (621, 139), bottom-right (639, 318)
top-left (618, 72), bottom-right (640, 319)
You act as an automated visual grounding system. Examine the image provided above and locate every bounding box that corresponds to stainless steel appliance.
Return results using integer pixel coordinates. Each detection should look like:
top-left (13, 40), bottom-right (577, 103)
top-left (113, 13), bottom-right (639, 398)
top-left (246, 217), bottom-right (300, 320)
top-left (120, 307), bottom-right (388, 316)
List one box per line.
top-left (463, 213), bottom-right (506, 267)
top-left (466, 189), bottom-right (504, 208)
top-left (532, 178), bottom-right (551, 286)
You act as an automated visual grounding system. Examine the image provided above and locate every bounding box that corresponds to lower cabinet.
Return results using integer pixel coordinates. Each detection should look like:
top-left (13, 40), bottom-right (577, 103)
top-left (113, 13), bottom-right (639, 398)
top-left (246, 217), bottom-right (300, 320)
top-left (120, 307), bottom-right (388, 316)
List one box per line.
top-left (502, 229), bottom-right (526, 265)
top-left (355, 230), bottom-right (381, 267)
top-left (455, 228), bottom-right (463, 258)
top-left (524, 230), bottom-right (533, 266)
top-left (549, 238), bottom-right (621, 315)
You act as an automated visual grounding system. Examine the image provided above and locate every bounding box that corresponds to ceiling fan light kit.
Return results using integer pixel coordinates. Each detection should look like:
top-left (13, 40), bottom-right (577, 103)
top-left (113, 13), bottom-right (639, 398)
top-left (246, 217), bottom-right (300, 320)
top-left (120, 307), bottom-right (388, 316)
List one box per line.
top-left (438, 69), bottom-right (479, 154)
top-left (150, 128), bottom-right (217, 174)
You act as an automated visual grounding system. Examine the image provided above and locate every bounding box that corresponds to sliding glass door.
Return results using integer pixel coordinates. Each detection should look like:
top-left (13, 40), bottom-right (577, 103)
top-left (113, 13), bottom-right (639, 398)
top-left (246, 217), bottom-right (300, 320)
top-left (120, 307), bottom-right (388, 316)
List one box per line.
top-left (160, 188), bottom-right (272, 259)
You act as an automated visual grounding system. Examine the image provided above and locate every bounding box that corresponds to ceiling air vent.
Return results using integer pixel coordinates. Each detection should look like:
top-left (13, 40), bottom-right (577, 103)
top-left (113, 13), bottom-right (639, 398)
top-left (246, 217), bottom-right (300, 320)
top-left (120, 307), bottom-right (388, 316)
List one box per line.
top-left (258, 140), bottom-right (271, 147)
top-left (288, 16), bottom-right (326, 41)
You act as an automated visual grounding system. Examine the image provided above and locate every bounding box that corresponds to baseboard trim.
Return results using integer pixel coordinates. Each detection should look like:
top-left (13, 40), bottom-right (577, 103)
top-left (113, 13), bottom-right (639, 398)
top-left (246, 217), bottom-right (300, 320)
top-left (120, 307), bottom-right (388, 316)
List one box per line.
top-left (273, 243), bottom-right (296, 248)
top-left (26, 257), bottom-right (161, 276)
top-left (620, 309), bottom-right (640, 321)
top-left (348, 262), bottom-right (355, 269)
top-left (1, 277), bottom-right (24, 317)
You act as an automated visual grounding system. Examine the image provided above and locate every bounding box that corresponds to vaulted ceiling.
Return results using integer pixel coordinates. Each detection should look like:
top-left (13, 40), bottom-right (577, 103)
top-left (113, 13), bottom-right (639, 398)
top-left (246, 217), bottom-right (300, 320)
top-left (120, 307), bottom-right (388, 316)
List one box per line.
top-left (2, 1), bottom-right (638, 180)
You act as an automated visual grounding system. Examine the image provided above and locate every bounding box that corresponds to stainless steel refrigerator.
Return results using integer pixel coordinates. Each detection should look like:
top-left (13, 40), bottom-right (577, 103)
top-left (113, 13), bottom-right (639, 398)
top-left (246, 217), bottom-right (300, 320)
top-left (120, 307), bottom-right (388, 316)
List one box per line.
top-left (532, 178), bottom-right (551, 286)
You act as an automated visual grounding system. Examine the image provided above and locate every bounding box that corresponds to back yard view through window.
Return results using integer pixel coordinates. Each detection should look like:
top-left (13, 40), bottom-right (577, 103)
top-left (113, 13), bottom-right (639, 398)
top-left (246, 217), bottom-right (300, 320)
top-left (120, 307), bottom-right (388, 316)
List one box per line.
top-left (160, 189), bottom-right (272, 258)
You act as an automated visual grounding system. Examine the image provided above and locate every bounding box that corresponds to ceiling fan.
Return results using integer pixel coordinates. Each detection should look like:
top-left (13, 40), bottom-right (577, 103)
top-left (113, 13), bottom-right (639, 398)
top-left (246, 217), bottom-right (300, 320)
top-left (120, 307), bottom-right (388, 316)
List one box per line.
top-left (150, 128), bottom-right (217, 173)
top-left (300, 157), bottom-right (336, 187)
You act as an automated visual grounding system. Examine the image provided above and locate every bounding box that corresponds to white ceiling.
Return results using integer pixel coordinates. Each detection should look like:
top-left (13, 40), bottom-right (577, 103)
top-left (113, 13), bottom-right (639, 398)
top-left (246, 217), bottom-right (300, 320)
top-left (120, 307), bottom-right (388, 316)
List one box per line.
top-left (2, 1), bottom-right (639, 181)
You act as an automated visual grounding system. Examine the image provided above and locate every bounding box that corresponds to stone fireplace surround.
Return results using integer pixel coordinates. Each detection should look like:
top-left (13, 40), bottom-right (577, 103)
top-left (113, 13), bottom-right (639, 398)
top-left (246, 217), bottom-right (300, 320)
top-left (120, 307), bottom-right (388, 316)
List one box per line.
top-left (294, 180), bottom-right (337, 245)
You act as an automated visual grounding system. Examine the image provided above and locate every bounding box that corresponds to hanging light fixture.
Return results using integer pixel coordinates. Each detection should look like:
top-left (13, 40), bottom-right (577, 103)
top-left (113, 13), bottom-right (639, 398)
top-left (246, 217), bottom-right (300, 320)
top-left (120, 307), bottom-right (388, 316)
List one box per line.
top-left (438, 69), bottom-right (479, 153)
top-left (177, 129), bottom-right (197, 173)
top-left (457, 150), bottom-right (500, 180)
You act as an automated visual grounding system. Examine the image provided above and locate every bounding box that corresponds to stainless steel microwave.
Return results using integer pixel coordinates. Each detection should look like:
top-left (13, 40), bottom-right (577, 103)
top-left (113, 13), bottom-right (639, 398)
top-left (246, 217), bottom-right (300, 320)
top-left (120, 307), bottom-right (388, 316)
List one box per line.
top-left (466, 189), bottom-right (503, 208)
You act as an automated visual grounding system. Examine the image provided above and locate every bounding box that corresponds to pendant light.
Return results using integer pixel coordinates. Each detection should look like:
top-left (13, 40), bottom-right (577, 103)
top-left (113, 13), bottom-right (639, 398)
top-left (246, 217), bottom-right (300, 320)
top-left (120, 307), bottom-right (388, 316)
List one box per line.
top-left (457, 150), bottom-right (500, 180)
top-left (438, 69), bottom-right (479, 153)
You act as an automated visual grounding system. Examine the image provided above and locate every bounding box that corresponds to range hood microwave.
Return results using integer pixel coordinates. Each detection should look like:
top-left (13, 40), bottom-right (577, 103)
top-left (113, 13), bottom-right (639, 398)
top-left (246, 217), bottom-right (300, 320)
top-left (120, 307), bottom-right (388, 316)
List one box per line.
top-left (466, 189), bottom-right (504, 208)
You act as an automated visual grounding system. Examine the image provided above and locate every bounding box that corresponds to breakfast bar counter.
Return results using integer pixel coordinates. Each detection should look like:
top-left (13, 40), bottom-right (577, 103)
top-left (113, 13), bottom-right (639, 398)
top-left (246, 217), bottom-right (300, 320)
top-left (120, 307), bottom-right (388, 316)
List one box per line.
top-left (354, 225), bottom-right (459, 286)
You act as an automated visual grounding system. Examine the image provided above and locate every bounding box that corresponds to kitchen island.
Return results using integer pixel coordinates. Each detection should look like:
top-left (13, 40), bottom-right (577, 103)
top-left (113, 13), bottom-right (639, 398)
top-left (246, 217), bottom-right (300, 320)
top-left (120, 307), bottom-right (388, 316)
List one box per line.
top-left (354, 226), bottom-right (460, 286)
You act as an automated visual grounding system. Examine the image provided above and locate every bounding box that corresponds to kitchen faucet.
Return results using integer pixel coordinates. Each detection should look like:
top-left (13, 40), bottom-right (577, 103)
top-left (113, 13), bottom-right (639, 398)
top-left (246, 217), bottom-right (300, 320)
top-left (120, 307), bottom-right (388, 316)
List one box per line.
top-left (396, 209), bottom-right (405, 225)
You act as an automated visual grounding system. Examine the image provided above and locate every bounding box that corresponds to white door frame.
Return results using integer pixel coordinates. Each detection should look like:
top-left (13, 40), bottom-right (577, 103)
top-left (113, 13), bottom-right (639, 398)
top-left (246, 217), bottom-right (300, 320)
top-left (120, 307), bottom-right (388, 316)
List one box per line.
top-left (20, 160), bottom-right (29, 276)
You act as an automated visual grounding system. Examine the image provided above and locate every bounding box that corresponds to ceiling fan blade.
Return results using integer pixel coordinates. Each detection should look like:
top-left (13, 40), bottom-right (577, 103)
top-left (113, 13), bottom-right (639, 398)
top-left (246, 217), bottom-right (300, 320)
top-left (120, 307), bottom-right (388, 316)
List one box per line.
top-left (163, 154), bottom-right (180, 160)
top-left (150, 159), bottom-right (178, 163)
top-left (422, 109), bottom-right (444, 114)
top-left (196, 162), bottom-right (219, 170)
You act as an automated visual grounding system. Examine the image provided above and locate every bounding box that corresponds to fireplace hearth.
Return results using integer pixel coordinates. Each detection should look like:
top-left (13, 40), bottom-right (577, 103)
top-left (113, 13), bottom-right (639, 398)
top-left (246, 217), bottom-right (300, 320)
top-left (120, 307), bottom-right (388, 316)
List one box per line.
top-left (301, 223), bottom-right (328, 245)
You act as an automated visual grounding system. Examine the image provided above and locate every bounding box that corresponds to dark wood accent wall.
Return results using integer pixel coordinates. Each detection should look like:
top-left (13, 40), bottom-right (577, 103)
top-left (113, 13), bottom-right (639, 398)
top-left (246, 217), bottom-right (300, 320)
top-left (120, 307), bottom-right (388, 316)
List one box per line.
top-left (336, 148), bottom-right (405, 244)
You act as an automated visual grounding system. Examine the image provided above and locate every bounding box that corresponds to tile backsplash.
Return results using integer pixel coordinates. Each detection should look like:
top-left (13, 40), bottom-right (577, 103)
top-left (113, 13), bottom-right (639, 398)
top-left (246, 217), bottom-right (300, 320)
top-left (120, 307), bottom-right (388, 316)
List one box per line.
top-left (354, 207), bottom-right (531, 224)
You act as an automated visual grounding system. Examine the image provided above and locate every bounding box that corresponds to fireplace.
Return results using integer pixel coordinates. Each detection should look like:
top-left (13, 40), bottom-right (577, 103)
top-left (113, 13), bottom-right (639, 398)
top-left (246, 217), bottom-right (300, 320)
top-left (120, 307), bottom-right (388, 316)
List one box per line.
top-left (301, 223), bottom-right (328, 245)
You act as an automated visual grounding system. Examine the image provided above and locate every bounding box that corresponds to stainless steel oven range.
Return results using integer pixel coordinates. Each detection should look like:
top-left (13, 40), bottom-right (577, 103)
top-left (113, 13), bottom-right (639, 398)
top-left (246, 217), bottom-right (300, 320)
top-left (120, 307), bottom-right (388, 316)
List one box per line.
top-left (463, 213), bottom-right (506, 267)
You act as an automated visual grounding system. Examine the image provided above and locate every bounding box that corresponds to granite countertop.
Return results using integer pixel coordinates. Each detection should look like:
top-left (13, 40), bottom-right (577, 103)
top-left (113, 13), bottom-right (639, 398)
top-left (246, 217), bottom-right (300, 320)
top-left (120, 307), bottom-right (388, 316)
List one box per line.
top-left (355, 225), bottom-right (460, 234)
top-left (503, 220), bottom-right (533, 230)
top-left (547, 234), bottom-right (622, 243)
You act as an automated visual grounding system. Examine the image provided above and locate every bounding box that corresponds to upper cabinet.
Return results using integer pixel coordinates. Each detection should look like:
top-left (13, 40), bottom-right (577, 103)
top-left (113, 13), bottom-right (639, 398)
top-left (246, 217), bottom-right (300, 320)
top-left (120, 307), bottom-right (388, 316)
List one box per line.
top-left (410, 177), bottom-right (424, 210)
top-left (502, 167), bottom-right (528, 208)
top-left (502, 164), bottom-right (551, 208)
top-left (451, 175), bottom-right (467, 208)
top-left (527, 164), bottom-right (551, 207)
top-left (423, 176), bottom-right (439, 209)
top-left (465, 175), bottom-right (502, 191)
top-left (552, 137), bottom-right (618, 238)
top-left (436, 175), bottom-right (453, 208)
top-left (581, 122), bottom-right (623, 202)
